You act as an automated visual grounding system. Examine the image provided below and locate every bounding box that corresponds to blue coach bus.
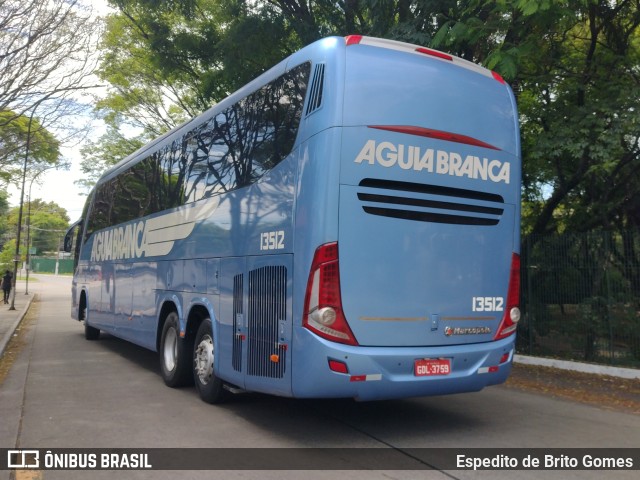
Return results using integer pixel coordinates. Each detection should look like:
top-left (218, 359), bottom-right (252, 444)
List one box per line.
top-left (65, 36), bottom-right (521, 403)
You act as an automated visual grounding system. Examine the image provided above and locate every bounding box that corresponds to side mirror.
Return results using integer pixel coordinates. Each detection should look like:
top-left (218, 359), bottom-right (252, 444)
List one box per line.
top-left (63, 232), bottom-right (73, 253)
top-left (64, 219), bottom-right (82, 253)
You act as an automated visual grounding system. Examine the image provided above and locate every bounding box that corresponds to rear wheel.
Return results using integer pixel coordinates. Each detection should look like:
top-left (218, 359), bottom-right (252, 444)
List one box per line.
top-left (84, 321), bottom-right (100, 340)
top-left (193, 318), bottom-right (226, 403)
top-left (159, 311), bottom-right (193, 387)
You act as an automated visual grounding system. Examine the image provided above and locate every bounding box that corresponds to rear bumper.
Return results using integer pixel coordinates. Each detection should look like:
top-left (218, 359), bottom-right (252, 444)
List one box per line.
top-left (291, 327), bottom-right (515, 401)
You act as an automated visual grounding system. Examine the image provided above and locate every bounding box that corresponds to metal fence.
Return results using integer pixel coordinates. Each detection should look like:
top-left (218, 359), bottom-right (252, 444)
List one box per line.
top-left (30, 257), bottom-right (74, 275)
top-left (517, 231), bottom-right (640, 368)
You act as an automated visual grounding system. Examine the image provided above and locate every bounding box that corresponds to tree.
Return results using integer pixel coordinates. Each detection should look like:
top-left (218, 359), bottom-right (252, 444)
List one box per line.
top-left (97, 0), bottom-right (294, 134)
top-left (406, 0), bottom-right (640, 234)
top-left (77, 124), bottom-right (145, 193)
top-left (0, 110), bottom-right (60, 186)
top-left (0, 189), bottom-right (8, 243)
top-left (1, 0), bottom-right (105, 211)
top-left (5, 199), bottom-right (70, 255)
top-left (0, 0), bottom-right (101, 123)
top-left (0, 239), bottom-right (18, 273)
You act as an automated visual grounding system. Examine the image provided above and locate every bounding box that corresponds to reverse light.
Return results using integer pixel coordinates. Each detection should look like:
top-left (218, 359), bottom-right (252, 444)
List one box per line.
top-left (494, 253), bottom-right (521, 341)
top-left (311, 307), bottom-right (337, 326)
top-left (303, 243), bottom-right (358, 345)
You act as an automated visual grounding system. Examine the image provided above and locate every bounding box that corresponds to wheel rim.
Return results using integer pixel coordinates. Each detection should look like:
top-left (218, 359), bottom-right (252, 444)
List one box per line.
top-left (194, 334), bottom-right (214, 385)
top-left (163, 326), bottom-right (178, 372)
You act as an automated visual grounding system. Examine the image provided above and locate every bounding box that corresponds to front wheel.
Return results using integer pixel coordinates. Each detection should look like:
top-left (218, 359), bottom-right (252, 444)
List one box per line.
top-left (193, 318), bottom-right (227, 404)
top-left (159, 311), bottom-right (193, 387)
top-left (84, 321), bottom-right (100, 340)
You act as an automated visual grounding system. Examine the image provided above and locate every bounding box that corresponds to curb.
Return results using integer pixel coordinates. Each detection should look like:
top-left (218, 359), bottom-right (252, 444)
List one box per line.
top-left (0, 294), bottom-right (35, 358)
top-left (514, 354), bottom-right (640, 380)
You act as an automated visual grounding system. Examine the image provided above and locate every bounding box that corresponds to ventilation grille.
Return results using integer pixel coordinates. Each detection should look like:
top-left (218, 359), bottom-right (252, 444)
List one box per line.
top-left (358, 178), bottom-right (504, 226)
top-left (305, 63), bottom-right (325, 115)
top-left (247, 266), bottom-right (287, 378)
top-left (232, 273), bottom-right (243, 372)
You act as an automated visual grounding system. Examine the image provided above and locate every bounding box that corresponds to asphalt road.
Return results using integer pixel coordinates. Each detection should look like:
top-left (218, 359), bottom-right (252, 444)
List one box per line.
top-left (1, 275), bottom-right (638, 480)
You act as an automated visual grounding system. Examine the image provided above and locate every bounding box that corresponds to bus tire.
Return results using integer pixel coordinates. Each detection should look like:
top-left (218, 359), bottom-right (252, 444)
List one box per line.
top-left (193, 318), bottom-right (227, 404)
top-left (84, 322), bottom-right (100, 340)
top-left (160, 311), bottom-right (193, 388)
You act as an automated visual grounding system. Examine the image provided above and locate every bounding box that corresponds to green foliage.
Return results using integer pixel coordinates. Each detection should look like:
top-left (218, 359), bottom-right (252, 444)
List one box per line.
top-left (0, 110), bottom-right (61, 185)
top-left (0, 239), bottom-right (18, 272)
top-left (0, 189), bottom-right (8, 254)
top-left (5, 200), bottom-right (70, 255)
top-left (77, 125), bottom-right (146, 193)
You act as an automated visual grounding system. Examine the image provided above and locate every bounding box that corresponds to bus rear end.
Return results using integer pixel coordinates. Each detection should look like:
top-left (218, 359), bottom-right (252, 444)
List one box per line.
top-left (294, 37), bottom-right (520, 400)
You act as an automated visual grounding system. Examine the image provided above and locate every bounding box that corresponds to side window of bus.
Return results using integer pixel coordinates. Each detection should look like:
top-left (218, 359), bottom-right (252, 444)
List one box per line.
top-left (181, 62), bottom-right (311, 202)
top-left (203, 113), bottom-right (233, 197)
top-left (227, 61), bottom-right (310, 190)
top-left (236, 61), bottom-right (310, 187)
top-left (86, 180), bottom-right (116, 237)
top-left (110, 157), bottom-right (158, 223)
top-left (158, 140), bottom-right (186, 209)
top-left (183, 133), bottom-right (208, 204)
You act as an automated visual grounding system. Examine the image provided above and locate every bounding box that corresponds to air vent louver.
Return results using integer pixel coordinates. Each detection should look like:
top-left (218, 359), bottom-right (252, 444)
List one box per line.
top-left (358, 178), bottom-right (504, 226)
top-left (306, 63), bottom-right (325, 115)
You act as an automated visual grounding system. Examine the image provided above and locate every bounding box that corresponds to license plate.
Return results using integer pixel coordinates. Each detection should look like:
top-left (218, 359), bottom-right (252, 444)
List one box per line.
top-left (414, 358), bottom-right (451, 376)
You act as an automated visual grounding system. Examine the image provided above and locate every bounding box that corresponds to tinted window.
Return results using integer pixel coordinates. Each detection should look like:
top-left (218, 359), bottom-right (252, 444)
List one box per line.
top-left (85, 62), bottom-right (310, 233)
top-left (184, 61), bottom-right (310, 201)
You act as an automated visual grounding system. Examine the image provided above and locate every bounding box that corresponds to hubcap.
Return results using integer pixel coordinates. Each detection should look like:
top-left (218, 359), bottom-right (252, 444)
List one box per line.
top-left (194, 334), bottom-right (214, 385)
top-left (163, 327), bottom-right (178, 372)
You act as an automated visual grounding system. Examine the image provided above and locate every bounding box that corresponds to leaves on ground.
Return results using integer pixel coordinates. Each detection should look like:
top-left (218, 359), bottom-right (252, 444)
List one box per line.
top-left (506, 363), bottom-right (640, 414)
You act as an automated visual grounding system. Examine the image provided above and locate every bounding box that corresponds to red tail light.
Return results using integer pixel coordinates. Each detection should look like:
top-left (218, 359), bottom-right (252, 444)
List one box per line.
top-left (303, 243), bottom-right (358, 345)
top-left (494, 253), bottom-right (521, 340)
top-left (492, 71), bottom-right (506, 84)
top-left (345, 35), bottom-right (363, 46)
top-left (415, 47), bottom-right (453, 61)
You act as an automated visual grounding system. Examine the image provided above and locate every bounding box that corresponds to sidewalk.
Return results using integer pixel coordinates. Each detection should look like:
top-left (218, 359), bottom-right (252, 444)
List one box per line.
top-left (0, 282), bottom-right (35, 357)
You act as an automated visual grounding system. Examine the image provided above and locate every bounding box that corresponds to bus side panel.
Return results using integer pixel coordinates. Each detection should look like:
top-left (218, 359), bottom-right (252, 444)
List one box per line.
top-left (114, 263), bottom-right (133, 333)
top-left (86, 262), bottom-right (111, 331)
top-left (217, 257), bottom-right (247, 389)
top-left (292, 129), bottom-right (342, 328)
top-left (117, 262), bottom-right (158, 350)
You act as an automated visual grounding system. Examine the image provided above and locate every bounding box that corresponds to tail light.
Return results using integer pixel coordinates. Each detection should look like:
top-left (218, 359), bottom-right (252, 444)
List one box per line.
top-left (303, 243), bottom-right (358, 345)
top-left (345, 35), bottom-right (363, 46)
top-left (494, 253), bottom-right (521, 340)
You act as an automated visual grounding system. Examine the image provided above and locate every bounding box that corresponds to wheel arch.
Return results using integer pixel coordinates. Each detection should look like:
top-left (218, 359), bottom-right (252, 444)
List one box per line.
top-left (156, 300), bottom-right (179, 352)
top-left (78, 288), bottom-right (88, 321)
top-left (185, 301), bottom-right (215, 346)
top-left (156, 298), bottom-right (215, 352)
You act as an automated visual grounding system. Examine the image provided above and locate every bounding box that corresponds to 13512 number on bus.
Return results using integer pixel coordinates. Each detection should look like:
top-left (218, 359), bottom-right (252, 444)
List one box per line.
top-left (260, 231), bottom-right (285, 251)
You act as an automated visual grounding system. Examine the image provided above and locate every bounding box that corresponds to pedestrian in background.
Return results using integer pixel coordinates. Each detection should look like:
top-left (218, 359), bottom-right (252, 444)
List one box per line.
top-left (2, 270), bottom-right (12, 304)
